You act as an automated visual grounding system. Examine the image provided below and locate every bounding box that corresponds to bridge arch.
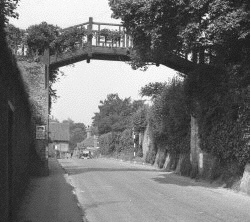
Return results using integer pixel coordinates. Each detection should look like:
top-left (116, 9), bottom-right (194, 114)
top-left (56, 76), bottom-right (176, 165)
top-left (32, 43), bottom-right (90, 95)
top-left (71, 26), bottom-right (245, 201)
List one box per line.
top-left (41, 17), bottom-right (197, 74)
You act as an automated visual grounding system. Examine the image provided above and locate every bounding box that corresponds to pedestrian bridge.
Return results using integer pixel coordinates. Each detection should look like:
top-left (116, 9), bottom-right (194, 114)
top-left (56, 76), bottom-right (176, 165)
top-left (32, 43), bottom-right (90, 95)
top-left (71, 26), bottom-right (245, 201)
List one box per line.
top-left (42, 17), bottom-right (196, 74)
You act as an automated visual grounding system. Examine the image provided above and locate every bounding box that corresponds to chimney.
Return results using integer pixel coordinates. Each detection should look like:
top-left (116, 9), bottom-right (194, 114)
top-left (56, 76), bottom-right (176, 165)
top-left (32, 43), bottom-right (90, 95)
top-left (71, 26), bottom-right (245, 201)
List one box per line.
top-left (86, 126), bottom-right (92, 139)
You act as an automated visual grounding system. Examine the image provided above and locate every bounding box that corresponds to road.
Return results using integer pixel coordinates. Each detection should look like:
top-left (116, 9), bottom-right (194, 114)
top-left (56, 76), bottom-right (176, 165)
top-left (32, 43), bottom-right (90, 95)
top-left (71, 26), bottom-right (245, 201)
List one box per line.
top-left (59, 158), bottom-right (249, 222)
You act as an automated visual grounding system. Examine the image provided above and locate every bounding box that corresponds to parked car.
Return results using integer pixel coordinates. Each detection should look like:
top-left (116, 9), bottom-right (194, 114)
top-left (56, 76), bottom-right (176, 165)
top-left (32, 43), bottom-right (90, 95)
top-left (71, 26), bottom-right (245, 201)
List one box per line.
top-left (79, 150), bottom-right (91, 159)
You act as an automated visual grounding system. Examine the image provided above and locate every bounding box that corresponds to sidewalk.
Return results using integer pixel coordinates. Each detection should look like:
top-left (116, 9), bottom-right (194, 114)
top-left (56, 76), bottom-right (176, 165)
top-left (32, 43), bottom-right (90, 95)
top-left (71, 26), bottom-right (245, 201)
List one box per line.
top-left (15, 158), bottom-right (85, 222)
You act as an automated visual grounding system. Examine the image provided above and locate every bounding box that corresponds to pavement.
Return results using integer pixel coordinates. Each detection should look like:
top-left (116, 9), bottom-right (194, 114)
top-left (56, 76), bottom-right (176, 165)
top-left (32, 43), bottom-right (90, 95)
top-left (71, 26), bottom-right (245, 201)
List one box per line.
top-left (14, 157), bottom-right (250, 222)
top-left (15, 158), bottom-right (85, 222)
top-left (59, 158), bottom-right (250, 222)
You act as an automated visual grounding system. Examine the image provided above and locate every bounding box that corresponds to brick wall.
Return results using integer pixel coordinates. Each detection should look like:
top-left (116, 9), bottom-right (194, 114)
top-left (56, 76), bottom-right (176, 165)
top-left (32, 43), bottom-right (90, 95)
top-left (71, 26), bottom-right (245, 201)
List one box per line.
top-left (0, 46), bottom-right (34, 221)
top-left (0, 41), bottom-right (49, 221)
top-left (18, 61), bottom-right (49, 162)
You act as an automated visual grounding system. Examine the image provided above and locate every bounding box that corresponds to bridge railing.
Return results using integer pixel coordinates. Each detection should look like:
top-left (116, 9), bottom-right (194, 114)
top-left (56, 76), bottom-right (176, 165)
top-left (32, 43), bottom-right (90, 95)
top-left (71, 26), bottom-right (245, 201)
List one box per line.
top-left (10, 17), bottom-right (215, 66)
top-left (62, 17), bottom-right (133, 50)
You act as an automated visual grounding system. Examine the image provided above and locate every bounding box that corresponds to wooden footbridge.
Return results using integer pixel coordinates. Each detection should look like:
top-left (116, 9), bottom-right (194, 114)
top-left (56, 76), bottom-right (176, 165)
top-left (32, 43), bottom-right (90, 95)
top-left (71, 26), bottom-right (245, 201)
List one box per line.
top-left (41, 17), bottom-right (196, 74)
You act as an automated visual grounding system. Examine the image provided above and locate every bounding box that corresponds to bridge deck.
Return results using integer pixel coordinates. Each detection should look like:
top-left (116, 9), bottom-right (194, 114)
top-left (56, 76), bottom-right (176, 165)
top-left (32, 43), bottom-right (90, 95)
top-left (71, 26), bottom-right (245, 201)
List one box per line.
top-left (49, 46), bottom-right (130, 69)
top-left (40, 17), bottom-right (197, 74)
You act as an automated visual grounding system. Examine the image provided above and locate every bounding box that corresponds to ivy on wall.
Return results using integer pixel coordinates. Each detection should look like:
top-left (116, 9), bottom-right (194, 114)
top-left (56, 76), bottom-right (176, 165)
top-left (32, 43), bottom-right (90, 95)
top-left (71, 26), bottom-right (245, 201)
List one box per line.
top-left (132, 105), bottom-right (149, 133)
top-left (149, 78), bottom-right (191, 155)
top-left (184, 65), bottom-right (250, 168)
top-left (98, 129), bottom-right (134, 157)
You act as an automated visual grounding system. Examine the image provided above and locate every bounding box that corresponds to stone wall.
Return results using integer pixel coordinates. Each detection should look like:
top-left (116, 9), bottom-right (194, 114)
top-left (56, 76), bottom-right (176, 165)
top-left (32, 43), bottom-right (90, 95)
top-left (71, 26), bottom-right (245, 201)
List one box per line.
top-left (139, 107), bottom-right (250, 194)
top-left (190, 115), bottom-right (201, 177)
top-left (142, 124), bottom-right (155, 161)
top-left (240, 164), bottom-right (250, 195)
top-left (0, 44), bottom-right (49, 221)
top-left (0, 47), bottom-right (34, 221)
top-left (18, 61), bottom-right (49, 162)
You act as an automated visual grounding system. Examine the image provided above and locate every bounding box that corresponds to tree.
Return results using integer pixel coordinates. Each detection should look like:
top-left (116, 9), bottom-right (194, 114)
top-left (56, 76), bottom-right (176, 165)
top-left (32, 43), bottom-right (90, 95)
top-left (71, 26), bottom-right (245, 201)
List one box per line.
top-left (109, 0), bottom-right (249, 68)
top-left (92, 93), bottom-right (144, 135)
top-left (140, 82), bottom-right (167, 100)
top-left (184, 65), bottom-right (250, 167)
top-left (149, 78), bottom-right (190, 154)
top-left (0, 0), bottom-right (19, 25)
top-left (0, 0), bottom-right (20, 47)
top-left (110, 0), bottom-right (250, 170)
top-left (5, 23), bottom-right (25, 50)
top-left (50, 26), bottom-right (87, 54)
top-left (62, 119), bottom-right (87, 150)
top-left (26, 22), bottom-right (60, 56)
top-left (132, 105), bottom-right (149, 133)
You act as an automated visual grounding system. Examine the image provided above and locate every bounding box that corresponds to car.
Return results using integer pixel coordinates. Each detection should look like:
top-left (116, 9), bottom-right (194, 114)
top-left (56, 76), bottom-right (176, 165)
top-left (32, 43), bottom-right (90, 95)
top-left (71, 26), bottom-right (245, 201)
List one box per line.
top-left (79, 150), bottom-right (91, 159)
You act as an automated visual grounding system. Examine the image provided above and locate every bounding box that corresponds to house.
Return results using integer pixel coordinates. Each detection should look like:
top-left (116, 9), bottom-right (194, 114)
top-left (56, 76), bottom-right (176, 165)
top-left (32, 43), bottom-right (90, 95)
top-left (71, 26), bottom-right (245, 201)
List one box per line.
top-left (74, 126), bottom-right (99, 157)
top-left (49, 121), bottom-right (70, 158)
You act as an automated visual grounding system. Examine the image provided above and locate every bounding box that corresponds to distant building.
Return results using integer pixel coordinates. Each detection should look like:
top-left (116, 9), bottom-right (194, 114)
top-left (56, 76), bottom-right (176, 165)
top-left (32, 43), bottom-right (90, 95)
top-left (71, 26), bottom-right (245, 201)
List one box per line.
top-left (49, 121), bottom-right (70, 158)
top-left (74, 126), bottom-right (99, 157)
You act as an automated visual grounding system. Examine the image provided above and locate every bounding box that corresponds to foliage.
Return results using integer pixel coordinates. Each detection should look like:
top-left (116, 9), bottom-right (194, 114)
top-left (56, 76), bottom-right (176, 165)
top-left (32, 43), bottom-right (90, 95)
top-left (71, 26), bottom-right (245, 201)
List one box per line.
top-left (184, 65), bottom-right (250, 167)
top-left (0, 0), bottom-right (19, 25)
top-left (26, 22), bottom-right (60, 56)
top-left (145, 149), bottom-right (157, 165)
top-left (115, 129), bottom-right (134, 154)
top-left (51, 26), bottom-right (87, 54)
top-left (132, 105), bottom-right (149, 132)
top-left (5, 22), bottom-right (74, 109)
top-left (98, 28), bottom-right (122, 42)
top-left (5, 23), bottom-right (25, 49)
top-left (110, 0), bottom-right (250, 172)
top-left (140, 82), bottom-right (167, 100)
top-left (148, 78), bottom-right (190, 154)
top-left (62, 118), bottom-right (87, 150)
top-left (92, 93), bottom-right (144, 135)
top-left (98, 132), bottom-right (119, 155)
top-left (109, 0), bottom-right (250, 68)
top-left (98, 129), bottom-right (134, 157)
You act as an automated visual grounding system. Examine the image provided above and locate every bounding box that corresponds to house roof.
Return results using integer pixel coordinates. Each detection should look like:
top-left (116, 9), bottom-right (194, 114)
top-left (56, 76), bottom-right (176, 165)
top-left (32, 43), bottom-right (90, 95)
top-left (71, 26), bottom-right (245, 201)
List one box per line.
top-left (82, 136), bottom-right (95, 147)
top-left (79, 135), bottom-right (99, 148)
top-left (49, 122), bottom-right (70, 142)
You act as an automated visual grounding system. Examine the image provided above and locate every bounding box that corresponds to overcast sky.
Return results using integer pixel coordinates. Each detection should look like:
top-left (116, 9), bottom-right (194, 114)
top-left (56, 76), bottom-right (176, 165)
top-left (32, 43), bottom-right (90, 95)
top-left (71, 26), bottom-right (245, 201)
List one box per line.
top-left (10, 0), bottom-right (177, 125)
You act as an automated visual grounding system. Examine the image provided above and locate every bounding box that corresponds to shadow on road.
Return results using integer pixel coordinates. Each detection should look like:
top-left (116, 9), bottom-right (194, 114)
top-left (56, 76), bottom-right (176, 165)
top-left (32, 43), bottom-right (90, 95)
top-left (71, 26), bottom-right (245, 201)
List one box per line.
top-left (83, 200), bottom-right (127, 210)
top-left (62, 162), bottom-right (220, 190)
top-left (152, 171), bottom-right (221, 189)
top-left (64, 166), bottom-right (158, 175)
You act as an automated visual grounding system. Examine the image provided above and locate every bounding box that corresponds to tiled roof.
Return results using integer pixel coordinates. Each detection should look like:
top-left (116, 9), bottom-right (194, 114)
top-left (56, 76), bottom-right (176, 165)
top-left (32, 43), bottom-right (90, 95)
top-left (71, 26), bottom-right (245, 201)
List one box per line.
top-left (79, 135), bottom-right (99, 148)
top-left (82, 136), bottom-right (94, 147)
top-left (49, 122), bottom-right (70, 142)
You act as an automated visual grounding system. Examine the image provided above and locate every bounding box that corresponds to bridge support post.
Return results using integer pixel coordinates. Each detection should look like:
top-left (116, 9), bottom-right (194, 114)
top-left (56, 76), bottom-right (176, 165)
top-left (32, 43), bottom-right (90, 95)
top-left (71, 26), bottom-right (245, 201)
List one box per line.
top-left (43, 48), bottom-right (50, 161)
top-left (87, 17), bottom-right (93, 63)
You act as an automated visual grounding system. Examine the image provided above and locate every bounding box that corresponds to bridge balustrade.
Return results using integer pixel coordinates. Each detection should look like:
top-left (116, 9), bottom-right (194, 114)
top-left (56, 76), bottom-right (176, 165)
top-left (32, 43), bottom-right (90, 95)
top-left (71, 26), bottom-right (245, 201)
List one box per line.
top-left (61, 17), bottom-right (133, 51)
top-left (9, 17), bottom-right (214, 72)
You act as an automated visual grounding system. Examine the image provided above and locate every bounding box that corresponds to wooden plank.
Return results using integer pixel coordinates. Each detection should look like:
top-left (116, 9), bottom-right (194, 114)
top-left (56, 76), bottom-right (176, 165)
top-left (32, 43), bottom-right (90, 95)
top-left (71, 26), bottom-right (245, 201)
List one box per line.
top-left (93, 22), bottom-right (122, 27)
top-left (87, 17), bottom-right (93, 57)
top-left (62, 22), bottom-right (89, 31)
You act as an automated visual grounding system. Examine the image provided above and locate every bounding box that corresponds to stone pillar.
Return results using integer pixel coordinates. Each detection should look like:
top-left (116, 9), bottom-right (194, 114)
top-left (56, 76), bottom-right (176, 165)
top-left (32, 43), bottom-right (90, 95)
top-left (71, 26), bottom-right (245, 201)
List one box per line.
top-left (240, 164), bottom-right (250, 194)
top-left (86, 126), bottom-right (92, 139)
top-left (18, 61), bottom-right (49, 175)
top-left (142, 124), bottom-right (151, 160)
top-left (190, 115), bottom-right (201, 178)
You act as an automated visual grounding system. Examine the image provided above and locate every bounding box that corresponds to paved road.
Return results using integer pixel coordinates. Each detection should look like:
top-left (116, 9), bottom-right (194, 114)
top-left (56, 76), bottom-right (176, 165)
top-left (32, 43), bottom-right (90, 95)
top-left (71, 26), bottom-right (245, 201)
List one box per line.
top-left (59, 158), bottom-right (249, 222)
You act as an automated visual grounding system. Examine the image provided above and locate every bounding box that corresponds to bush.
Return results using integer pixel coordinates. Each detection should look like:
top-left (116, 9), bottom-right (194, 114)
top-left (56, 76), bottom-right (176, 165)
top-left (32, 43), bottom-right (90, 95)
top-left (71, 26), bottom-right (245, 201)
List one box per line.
top-left (99, 132), bottom-right (118, 155)
top-left (148, 78), bottom-right (191, 155)
top-left (184, 65), bottom-right (250, 168)
top-left (99, 129), bottom-right (134, 158)
top-left (145, 148), bottom-right (157, 165)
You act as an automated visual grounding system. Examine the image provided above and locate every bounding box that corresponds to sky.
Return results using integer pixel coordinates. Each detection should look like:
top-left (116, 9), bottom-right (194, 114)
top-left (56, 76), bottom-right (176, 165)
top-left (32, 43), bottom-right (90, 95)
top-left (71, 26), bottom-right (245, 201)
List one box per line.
top-left (10, 0), bottom-right (177, 126)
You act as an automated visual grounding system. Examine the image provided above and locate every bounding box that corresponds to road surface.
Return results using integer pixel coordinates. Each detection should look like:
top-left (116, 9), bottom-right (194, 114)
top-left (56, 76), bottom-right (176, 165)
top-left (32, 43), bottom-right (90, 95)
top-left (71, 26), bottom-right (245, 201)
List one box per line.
top-left (59, 158), bottom-right (249, 222)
